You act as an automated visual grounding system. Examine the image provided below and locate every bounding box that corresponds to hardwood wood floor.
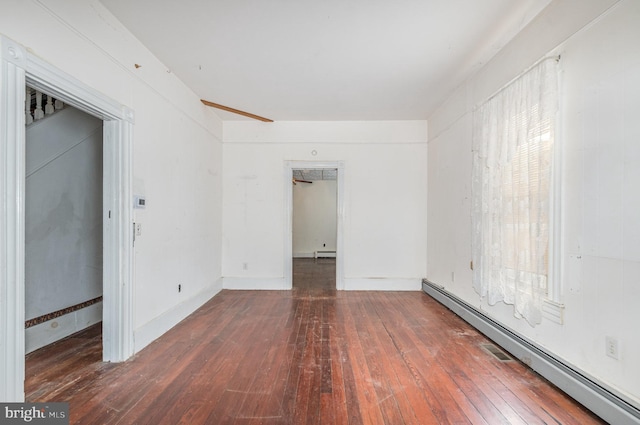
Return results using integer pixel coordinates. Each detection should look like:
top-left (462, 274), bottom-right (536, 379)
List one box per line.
top-left (26, 259), bottom-right (604, 424)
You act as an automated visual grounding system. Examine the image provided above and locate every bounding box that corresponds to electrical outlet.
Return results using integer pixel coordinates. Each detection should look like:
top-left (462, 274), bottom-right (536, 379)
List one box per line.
top-left (242, 262), bottom-right (248, 270)
top-left (605, 336), bottom-right (619, 360)
top-left (178, 284), bottom-right (182, 293)
top-left (135, 223), bottom-right (142, 236)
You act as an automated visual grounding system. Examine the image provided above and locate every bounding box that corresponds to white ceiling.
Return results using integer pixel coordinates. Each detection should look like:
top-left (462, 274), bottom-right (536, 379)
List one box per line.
top-left (99, 0), bottom-right (551, 121)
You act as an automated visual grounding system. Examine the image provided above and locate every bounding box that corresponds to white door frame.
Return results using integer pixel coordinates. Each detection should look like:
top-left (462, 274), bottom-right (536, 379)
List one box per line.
top-left (284, 160), bottom-right (345, 290)
top-left (1, 36), bottom-right (134, 401)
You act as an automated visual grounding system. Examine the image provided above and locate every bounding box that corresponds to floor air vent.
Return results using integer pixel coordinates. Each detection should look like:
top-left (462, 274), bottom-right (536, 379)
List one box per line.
top-left (481, 343), bottom-right (513, 362)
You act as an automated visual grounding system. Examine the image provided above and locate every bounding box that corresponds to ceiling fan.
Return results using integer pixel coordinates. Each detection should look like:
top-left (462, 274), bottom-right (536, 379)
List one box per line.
top-left (292, 178), bottom-right (312, 185)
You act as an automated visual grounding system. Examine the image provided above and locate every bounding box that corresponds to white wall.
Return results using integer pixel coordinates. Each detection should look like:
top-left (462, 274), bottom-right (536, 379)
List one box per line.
top-left (223, 121), bottom-right (428, 290)
top-left (25, 106), bottom-right (103, 320)
top-left (0, 0), bottom-right (224, 353)
top-left (427, 0), bottom-right (639, 408)
top-left (25, 106), bottom-right (104, 353)
top-left (293, 180), bottom-right (337, 257)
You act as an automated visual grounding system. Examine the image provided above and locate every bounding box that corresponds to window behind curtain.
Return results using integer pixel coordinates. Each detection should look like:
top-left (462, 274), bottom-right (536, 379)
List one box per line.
top-left (472, 58), bottom-right (558, 326)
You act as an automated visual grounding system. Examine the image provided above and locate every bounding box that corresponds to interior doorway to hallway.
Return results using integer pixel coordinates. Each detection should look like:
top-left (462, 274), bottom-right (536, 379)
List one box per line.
top-left (291, 168), bottom-right (338, 291)
top-left (1, 37), bottom-right (134, 401)
top-left (24, 93), bottom-right (104, 356)
top-left (284, 161), bottom-right (345, 291)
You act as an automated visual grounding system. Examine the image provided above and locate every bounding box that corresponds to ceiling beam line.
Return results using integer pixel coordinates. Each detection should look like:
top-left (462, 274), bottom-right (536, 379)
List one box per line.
top-left (200, 99), bottom-right (273, 122)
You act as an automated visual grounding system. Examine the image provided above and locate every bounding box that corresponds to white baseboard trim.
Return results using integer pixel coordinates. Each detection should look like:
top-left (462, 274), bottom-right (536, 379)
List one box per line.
top-left (134, 278), bottom-right (223, 352)
top-left (26, 302), bottom-right (102, 354)
top-left (422, 279), bottom-right (640, 425)
top-left (222, 277), bottom-right (290, 290)
top-left (344, 278), bottom-right (421, 291)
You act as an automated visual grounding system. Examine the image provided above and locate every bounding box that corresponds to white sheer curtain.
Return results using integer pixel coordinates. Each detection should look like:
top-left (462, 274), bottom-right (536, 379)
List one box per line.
top-left (472, 58), bottom-right (558, 326)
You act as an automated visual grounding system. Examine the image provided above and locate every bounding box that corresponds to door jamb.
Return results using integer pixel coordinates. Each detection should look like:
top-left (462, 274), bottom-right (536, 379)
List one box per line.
top-left (1, 36), bottom-right (134, 401)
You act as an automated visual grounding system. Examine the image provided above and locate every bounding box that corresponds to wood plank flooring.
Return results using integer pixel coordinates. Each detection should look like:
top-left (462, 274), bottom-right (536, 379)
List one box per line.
top-left (25, 259), bottom-right (604, 424)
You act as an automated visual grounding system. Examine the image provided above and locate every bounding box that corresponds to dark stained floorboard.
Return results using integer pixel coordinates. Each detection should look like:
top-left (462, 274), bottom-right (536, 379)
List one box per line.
top-left (25, 258), bottom-right (605, 424)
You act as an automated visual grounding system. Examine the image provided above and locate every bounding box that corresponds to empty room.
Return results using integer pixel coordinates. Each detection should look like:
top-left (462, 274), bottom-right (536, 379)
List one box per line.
top-left (1, 0), bottom-right (639, 424)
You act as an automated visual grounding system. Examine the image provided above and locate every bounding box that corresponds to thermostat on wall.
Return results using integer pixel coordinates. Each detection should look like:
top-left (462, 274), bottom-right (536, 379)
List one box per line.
top-left (134, 195), bottom-right (146, 209)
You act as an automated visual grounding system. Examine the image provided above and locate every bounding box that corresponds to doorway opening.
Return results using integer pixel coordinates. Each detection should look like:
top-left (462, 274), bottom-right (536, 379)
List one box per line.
top-left (24, 89), bottom-right (105, 388)
top-left (284, 161), bottom-right (344, 291)
top-left (292, 168), bottom-right (337, 291)
top-left (1, 37), bottom-right (134, 401)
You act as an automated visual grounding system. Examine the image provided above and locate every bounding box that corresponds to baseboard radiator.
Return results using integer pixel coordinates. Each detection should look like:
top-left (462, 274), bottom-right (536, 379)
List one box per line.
top-left (422, 279), bottom-right (640, 425)
top-left (314, 250), bottom-right (336, 259)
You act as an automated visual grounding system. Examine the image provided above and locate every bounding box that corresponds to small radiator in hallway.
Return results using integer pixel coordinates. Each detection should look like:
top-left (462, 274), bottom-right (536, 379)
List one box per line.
top-left (314, 250), bottom-right (336, 259)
